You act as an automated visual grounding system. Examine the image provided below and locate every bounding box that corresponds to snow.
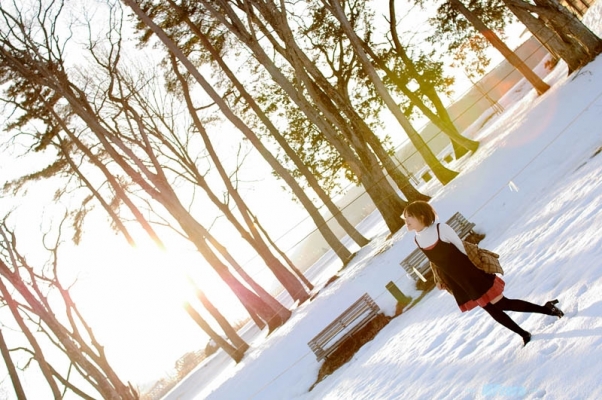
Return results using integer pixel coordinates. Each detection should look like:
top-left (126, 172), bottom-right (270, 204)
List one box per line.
top-left (165, 5), bottom-right (602, 400)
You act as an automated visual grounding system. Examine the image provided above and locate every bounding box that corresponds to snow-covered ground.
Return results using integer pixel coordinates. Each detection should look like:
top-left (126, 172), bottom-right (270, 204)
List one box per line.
top-left (165, 5), bottom-right (602, 400)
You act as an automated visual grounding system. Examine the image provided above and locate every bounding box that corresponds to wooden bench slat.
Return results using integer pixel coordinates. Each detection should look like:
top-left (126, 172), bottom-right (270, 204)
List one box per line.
top-left (313, 309), bottom-right (377, 346)
top-left (308, 294), bottom-right (380, 361)
top-left (311, 309), bottom-right (379, 360)
top-left (316, 310), bottom-right (379, 359)
top-left (308, 307), bottom-right (376, 346)
top-left (320, 312), bottom-right (377, 349)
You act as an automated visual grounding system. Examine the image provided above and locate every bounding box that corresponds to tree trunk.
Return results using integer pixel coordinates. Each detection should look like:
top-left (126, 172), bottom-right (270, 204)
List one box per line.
top-left (535, 0), bottom-right (602, 57)
top-left (0, 259), bottom-right (136, 399)
top-left (0, 329), bottom-right (27, 400)
top-left (324, 0), bottom-right (459, 185)
top-left (370, 46), bottom-right (478, 158)
top-left (562, 0), bottom-right (587, 17)
top-left (106, 131), bottom-right (288, 329)
top-left (504, 0), bottom-right (585, 71)
top-left (169, 54), bottom-right (311, 302)
top-left (135, 182), bottom-right (287, 331)
top-left (54, 123), bottom-right (164, 248)
top-left (535, 0), bottom-right (602, 54)
top-left (82, 83), bottom-right (288, 330)
top-left (361, 127), bottom-right (431, 202)
top-left (198, 0), bottom-right (408, 235)
top-left (191, 286), bottom-right (249, 352)
top-left (166, 15), bottom-right (370, 248)
top-left (302, 79), bottom-right (408, 232)
top-left (266, 0), bottom-right (431, 199)
top-left (47, 71), bottom-right (287, 331)
top-left (387, 0), bottom-right (479, 159)
top-left (202, 257), bottom-right (285, 332)
top-left (0, 278), bottom-right (62, 398)
top-left (251, 214), bottom-right (314, 290)
top-left (202, 229), bottom-right (292, 321)
top-left (504, 0), bottom-right (602, 72)
top-left (184, 303), bottom-right (244, 362)
top-left (211, 0), bottom-right (410, 232)
top-left (124, 0), bottom-right (355, 264)
top-left (450, 0), bottom-right (551, 95)
top-left (2, 9), bottom-right (296, 330)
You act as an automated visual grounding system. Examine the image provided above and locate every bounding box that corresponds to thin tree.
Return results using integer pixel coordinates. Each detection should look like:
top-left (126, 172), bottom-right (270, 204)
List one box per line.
top-left (107, 63), bottom-right (310, 305)
top-left (124, 0), bottom-right (366, 255)
top-left (0, 218), bottom-right (138, 399)
top-left (188, 279), bottom-right (249, 353)
top-left (319, 0), bottom-right (459, 185)
top-left (449, 0), bottom-right (550, 95)
top-left (386, 0), bottom-right (480, 158)
top-left (0, 329), bottom-right (27, 400)
top-left (0, 2), bottom-right (290, 331)
top-left (162, 12), bottom-right (371, 248)
top-left (193, 0), bottom-right (412, 231)
top-left (183, 303), bottom-right (245, 363)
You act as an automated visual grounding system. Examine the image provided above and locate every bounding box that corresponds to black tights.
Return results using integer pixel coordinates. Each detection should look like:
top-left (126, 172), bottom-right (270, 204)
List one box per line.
top-left (482, 297), bottom-right (552, 338)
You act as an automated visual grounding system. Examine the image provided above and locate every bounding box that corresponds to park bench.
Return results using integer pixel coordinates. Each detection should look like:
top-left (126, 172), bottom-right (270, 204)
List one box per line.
top-left (308, 293), bottom-right (380, 361)
top-left (400, 212), bottom-right (476, 282)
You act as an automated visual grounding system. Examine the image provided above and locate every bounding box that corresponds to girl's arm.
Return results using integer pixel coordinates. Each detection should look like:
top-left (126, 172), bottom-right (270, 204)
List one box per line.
top-left (439, 223), bottom-right (467, 255)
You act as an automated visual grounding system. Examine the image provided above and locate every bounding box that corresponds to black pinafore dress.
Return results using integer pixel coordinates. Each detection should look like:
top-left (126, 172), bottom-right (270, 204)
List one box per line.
top-left (416, 224), bottom-right (505, 312)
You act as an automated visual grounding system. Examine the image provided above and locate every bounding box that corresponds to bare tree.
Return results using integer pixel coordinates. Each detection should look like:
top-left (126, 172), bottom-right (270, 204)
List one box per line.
top-left (0, 0), bottom-right (290, 331)
top-left (0, 218), bottom-right (138, 399)
top-left (105, 61), bottom-right (310, 305)
top-left (0, 329), bottom-right (27, 400)
top-left (124, 0), bottom-right (366, 261)
top-left (189, 280), bottom-right (249, 353)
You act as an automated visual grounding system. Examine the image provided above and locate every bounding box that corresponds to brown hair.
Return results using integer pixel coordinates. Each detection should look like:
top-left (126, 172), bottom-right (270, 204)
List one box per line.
top-left (403, 201), bottom-right (437, 227)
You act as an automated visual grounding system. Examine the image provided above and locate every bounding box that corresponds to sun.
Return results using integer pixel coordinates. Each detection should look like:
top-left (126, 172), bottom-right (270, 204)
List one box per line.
top-left (65, 233), bottom-right (248, 383)
top-left (125, 239), bottom-right (248, 319)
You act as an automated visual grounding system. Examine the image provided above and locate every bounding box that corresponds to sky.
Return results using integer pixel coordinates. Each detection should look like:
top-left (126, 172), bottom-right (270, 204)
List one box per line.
top-left (0, 2), bottom-right (599, 399)
top-left (161, 3), bottom-right (602, 399)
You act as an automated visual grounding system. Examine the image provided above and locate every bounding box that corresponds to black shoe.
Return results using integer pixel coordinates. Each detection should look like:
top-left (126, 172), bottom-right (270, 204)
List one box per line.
top-left (545, 299), bottom-right (564, 318)
top-left (522, 332), bottom-right (532, 346)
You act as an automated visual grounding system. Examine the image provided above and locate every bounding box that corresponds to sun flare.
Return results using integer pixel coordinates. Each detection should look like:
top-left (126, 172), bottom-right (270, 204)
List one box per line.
top-left (68, 234), bottom-right (248, 382)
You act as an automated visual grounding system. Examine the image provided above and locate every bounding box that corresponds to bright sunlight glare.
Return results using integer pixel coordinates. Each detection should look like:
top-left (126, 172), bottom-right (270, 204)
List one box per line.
top-left (65, 229), bottom-right (247, 383)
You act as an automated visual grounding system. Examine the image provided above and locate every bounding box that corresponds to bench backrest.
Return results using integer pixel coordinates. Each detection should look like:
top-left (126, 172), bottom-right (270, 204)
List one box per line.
top-left (308, 294), bottom-right (380, 359)
top-left (446, 212), bottom-right (475, 238)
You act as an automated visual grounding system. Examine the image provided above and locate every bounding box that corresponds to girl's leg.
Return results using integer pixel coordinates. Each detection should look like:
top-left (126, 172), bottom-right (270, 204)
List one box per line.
top-left (482, 303), bottom-right (531, 345)
top-left (495, 297), bottom-right (563, 317)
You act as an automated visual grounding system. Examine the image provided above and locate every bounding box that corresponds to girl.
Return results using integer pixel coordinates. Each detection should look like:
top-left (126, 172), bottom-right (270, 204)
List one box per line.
top-left (403, 201), bottom-right (563, 346)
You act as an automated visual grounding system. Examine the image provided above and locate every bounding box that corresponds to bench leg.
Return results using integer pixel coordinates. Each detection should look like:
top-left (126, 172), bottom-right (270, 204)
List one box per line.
top-left (413, 267), bottom-right (427, 282)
